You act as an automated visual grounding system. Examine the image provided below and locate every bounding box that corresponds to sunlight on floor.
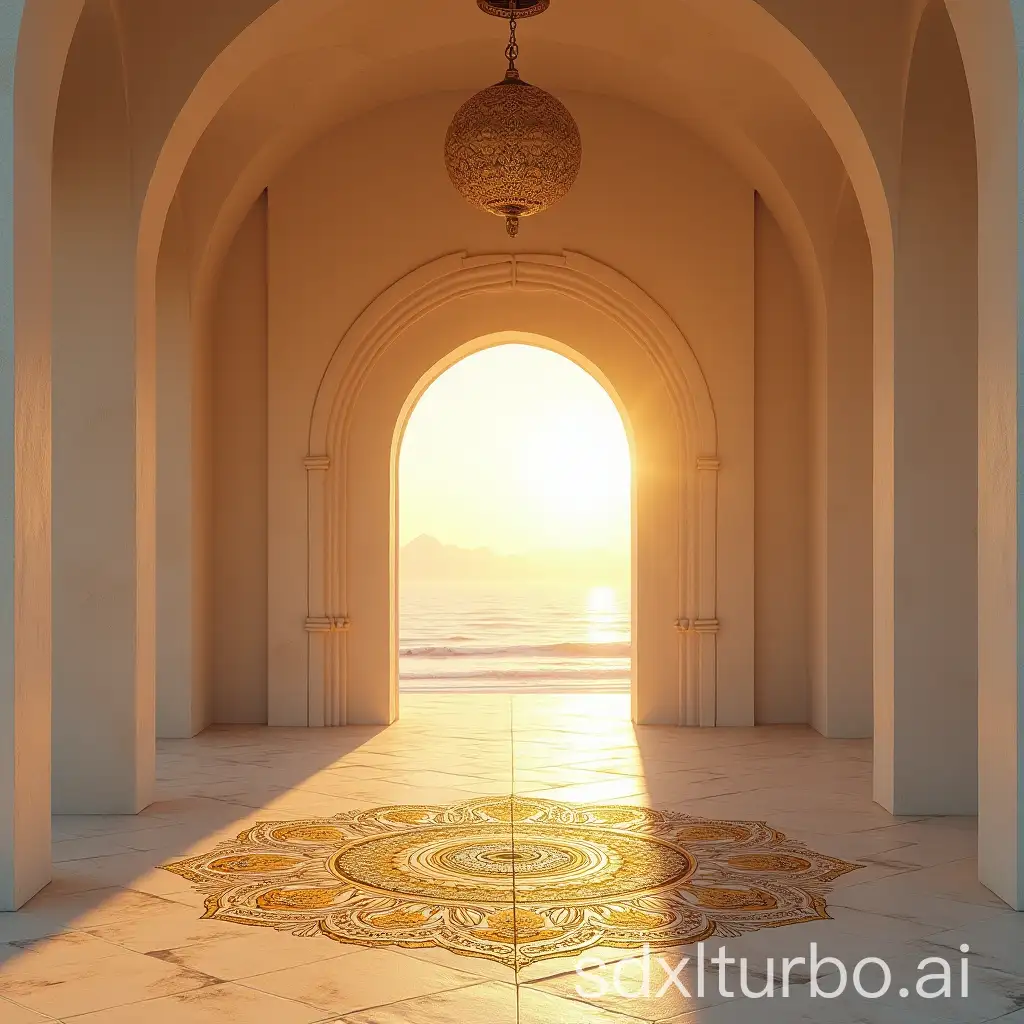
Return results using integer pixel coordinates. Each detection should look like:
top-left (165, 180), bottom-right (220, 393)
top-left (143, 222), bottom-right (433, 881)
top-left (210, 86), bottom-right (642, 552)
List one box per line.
top-left (512, 694), bottom-right (645, 799)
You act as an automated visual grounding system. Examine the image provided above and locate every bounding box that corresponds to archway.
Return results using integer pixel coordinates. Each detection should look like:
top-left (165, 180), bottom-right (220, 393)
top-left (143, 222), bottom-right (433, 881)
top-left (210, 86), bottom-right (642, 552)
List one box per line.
top-left (297, 254), bottom-right (722, 730)
top-left (395, 340), bottom-right (634, 710)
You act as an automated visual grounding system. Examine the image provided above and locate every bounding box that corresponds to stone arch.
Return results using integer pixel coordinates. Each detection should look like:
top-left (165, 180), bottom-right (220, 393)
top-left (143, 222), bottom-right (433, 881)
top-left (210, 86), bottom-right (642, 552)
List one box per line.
top-left (302, 252), bottom-right (719, 728)
top-left (943, 0), bottom-right (1024, 908)
top-left (876, 0), bottom-right (979, 815)
top-left (50, 0), bottom-right (155, 816)
top-left (0, 0), bottom-right (86, 912)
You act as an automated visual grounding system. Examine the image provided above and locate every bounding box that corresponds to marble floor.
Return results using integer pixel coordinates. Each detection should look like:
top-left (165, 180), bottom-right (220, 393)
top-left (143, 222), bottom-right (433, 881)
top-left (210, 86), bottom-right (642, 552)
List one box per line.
top-left (1, 694), bottom-right (1021, 1023)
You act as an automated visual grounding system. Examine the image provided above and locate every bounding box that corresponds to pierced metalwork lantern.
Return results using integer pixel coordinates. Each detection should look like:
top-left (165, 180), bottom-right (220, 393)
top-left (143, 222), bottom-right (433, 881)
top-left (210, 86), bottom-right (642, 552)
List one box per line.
top-left (445, 1), bottom-right (582, 238)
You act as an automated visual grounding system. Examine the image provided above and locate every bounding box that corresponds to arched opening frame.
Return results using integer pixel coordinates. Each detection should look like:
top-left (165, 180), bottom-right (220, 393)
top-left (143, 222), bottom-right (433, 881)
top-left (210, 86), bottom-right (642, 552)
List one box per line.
top-left (301, 252), bottom-right (720, 729)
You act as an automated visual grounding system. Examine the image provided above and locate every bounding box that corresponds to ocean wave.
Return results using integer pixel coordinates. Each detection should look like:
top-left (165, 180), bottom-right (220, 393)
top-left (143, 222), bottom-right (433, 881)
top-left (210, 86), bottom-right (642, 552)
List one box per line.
top-left (400, 667), bottom-right (631, 682)
top-left (401, 681), bottom-right (632, 695)
top-left (399, 641), bottom-right (631, 660)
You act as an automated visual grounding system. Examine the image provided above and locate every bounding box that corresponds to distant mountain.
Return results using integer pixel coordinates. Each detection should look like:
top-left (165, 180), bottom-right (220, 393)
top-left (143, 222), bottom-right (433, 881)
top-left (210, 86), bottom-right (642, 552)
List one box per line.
top-left (400, 535), bottom-right (628, 585)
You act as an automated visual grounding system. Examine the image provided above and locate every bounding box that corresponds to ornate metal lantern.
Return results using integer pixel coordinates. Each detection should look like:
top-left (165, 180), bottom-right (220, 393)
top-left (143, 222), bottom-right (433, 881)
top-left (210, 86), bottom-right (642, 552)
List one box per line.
top-left (444, 0), bottom-right (582, 238)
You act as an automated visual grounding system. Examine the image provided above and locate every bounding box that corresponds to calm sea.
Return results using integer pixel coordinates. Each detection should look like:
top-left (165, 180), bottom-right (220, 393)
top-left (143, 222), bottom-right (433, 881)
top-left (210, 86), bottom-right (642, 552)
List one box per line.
top-left (399, 581), bottom-right (632, 694)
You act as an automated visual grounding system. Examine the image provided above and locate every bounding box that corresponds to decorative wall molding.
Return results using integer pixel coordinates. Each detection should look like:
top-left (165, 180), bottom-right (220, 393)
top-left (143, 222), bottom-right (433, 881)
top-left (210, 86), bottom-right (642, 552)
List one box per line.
top-left (304, 616), bottom-right (350, 633)
top-left (677, 618), bottom-right (721, 634)
top-left (305, 251), bottom-right (719, 728)
top-left (694, 619), bottom-right (721, 634)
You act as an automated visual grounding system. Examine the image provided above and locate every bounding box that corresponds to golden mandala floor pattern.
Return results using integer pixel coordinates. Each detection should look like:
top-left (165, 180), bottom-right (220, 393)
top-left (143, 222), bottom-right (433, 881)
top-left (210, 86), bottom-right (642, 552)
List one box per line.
top-left (162, 797), bottom-right (860, 969)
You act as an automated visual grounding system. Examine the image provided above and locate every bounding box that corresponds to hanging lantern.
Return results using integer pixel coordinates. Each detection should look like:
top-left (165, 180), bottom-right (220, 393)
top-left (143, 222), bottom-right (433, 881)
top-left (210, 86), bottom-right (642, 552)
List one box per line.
top-left (445, 0), bottom-right (582, 238)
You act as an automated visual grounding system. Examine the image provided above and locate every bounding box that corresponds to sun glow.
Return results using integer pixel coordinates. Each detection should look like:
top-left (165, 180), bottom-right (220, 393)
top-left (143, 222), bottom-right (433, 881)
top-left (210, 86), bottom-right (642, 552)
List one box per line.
top-left (400, 343), bottom-right (631, 556)
top-left (587, 586), bottom-right (618, 615)
top-left (519, 412), bottom-right (631, 545)
top-left (586, 586), bottom-right (624, 644)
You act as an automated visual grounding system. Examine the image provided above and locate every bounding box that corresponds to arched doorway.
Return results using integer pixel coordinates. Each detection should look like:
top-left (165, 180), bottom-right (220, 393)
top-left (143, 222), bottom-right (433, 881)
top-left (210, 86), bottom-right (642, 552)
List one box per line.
top-left (298, 257), bottom-right (722, 730)
top-left (395, 342), bottom-right (633, 709)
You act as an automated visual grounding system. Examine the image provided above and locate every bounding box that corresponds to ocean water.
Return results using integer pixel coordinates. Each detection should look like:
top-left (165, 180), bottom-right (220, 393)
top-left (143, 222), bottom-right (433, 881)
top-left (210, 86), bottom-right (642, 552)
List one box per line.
top-left (399, 581), bottom-right (632, 694)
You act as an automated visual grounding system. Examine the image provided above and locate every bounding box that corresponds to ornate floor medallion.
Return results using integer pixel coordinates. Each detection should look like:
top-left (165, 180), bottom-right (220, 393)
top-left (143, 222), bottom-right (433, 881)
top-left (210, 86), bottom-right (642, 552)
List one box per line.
top-left (162, 797), bottom-right (859, 969)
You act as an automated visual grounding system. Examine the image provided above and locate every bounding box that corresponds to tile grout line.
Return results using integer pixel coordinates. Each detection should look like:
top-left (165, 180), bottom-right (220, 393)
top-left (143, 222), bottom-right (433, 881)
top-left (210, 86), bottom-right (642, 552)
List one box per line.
top-left (510, 690), bottom-right (521, 1024)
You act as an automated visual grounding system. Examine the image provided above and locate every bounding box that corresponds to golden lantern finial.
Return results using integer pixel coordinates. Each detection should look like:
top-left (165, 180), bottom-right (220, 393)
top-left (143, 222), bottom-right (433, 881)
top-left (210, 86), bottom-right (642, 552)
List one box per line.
top-left (445, 1), bottom-right (582, 238)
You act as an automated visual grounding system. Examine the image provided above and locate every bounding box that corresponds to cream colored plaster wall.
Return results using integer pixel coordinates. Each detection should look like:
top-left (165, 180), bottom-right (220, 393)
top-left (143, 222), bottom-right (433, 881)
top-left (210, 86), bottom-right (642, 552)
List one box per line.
top-left (878, 0), bottom-right (978, 813)
top-left (0, 0), bottom-right (85, 910)
top-left (814, 185), bottom-right (874, 739)
top-left (211, 196), bottom-right (269, 725)
top-left (263, 92), bottom-right (761, 726)
top-left (808, 228), bottom-right (828, 737)
top-left (51, 0), bottom-right (155, 814)
top-left (194, 279), bottom-right (215, 736)
top-left (156, 198), bottom-right (203, 738)
top-left (754, 197), bottom-right (810, 724)
top-left (947, 0), bottom-right (1024, 908)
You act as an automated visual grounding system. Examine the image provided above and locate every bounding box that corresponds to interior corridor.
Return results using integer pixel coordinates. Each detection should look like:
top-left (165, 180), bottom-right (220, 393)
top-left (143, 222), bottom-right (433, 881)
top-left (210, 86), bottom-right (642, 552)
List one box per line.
top-left (0, 697), bottom-right (1019, 1023)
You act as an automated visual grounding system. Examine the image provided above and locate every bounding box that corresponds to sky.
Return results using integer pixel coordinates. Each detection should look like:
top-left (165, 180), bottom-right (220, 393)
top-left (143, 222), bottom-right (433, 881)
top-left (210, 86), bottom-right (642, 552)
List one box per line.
top-left (398, 344), bottom-right (631, 555)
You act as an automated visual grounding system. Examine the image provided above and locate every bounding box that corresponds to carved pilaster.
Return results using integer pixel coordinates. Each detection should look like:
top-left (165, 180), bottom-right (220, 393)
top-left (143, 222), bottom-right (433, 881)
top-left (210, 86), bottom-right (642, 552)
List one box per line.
top-left (695, 456), bottom-right (720, 727)
top-left (305, 454), bottom-right (344, 726)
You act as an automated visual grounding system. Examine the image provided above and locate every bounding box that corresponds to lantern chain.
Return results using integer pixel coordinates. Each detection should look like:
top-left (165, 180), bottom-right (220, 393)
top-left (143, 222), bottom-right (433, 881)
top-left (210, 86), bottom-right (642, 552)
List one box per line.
top-left (506, 11), bottom-right (519, 76)
top-left (505, 8), bottom-right (520, 235)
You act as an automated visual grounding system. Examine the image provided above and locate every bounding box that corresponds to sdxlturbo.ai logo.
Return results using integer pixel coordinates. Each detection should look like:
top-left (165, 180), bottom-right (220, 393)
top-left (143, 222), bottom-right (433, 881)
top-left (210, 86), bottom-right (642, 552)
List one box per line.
top-left (575, 943), bottom-right (971, 1003)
